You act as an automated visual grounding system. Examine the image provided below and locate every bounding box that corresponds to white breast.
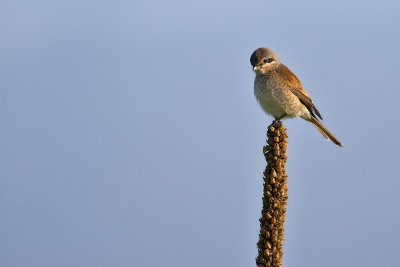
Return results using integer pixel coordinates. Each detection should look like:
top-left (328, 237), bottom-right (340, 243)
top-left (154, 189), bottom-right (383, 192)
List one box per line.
top-left (254, 77), bottom-right (286, 119)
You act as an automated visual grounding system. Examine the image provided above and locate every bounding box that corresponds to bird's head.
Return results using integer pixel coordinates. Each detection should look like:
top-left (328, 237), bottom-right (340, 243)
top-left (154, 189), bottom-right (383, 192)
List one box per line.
top-left (250, 47), bottom-right (280, 75)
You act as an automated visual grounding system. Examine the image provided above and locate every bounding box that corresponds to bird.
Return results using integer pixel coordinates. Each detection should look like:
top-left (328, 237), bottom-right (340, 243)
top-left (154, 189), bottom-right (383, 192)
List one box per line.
top-left (250, 47), bottom-right (342, 147)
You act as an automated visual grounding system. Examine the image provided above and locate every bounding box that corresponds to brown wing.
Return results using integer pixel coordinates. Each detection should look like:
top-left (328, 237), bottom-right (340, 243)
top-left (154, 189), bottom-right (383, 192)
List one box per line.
top-left (276, 64), bottom-right (322, 120)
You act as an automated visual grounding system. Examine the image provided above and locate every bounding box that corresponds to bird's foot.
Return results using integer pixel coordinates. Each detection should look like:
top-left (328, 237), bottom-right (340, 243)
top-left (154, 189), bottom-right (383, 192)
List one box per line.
top-left (275, 113), bottom-right (287, 121)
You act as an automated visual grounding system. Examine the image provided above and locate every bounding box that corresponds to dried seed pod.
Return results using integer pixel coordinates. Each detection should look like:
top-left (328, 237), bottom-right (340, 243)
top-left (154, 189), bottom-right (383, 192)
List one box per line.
top-left (272, 229), bottom-right (278, 236)
top-left (265, 231), bottom-right (271, 239)
top-left (264, 249), bottom-right (271, 257)
top-left (273, 251), bottom-right (280, 261)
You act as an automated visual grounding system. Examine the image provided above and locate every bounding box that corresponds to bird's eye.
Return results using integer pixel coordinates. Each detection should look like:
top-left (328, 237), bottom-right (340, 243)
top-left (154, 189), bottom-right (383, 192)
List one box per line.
top-left (263, 58), bottom-right (273, 63)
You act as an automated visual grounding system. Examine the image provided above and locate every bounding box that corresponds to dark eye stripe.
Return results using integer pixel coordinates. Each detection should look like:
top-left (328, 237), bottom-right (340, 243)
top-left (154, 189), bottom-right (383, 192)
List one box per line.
top-left (263, 58), bottom-right (274, 63)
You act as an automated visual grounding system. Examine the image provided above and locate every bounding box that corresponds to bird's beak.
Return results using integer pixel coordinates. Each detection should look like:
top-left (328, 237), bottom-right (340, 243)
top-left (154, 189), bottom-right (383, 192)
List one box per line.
top-left (253, 66), bottom-right (259, 71)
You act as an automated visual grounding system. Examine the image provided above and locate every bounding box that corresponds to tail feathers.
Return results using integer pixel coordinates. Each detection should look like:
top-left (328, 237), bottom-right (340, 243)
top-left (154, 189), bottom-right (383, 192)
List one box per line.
top-left (309, 116), bottom-right (342, 147)
top-left (312, 123), bottom-right (329, 140)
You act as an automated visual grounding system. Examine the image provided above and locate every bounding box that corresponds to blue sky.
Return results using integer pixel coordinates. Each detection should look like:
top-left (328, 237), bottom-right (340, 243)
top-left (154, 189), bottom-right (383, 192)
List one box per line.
top-left (1, 1), bottom-right (400, 266)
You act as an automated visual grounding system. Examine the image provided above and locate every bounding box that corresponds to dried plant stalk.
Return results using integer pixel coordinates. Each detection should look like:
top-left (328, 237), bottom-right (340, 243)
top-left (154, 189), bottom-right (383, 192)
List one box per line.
top-left (256, 120), bottom-right (288, 267)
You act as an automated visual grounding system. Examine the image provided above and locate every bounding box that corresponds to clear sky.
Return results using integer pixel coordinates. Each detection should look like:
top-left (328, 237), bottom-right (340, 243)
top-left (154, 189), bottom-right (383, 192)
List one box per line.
top-left (1, 0), bottom-right (399, 266)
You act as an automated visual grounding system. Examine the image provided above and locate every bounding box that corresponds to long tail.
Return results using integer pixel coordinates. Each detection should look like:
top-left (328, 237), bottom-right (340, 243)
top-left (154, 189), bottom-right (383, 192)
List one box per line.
top-left (309, 116), bottom-right (342, 147)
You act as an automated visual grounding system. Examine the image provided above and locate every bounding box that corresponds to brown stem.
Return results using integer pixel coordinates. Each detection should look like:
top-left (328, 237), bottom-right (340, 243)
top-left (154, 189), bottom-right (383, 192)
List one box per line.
top-left (256, 121), bottom-right (288, 267)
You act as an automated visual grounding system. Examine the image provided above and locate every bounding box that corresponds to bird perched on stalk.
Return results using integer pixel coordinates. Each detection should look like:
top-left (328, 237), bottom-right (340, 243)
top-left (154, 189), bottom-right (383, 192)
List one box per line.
top-left (250, 47), bottom-right (342, 147)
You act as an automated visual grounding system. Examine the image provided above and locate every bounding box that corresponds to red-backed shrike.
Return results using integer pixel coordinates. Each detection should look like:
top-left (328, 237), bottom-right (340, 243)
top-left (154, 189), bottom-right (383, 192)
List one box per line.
top-left (251, 47), bottom-right (342, 147)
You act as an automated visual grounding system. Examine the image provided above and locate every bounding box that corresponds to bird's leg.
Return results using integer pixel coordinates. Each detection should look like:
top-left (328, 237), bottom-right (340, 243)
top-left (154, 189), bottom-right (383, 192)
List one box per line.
top-left (276, 113), bottom-right (287, 121)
